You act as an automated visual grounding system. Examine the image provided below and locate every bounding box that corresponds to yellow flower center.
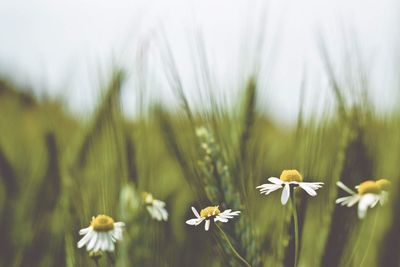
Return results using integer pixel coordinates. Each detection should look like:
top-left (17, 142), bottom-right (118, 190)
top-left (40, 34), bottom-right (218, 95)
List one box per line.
top-left (200, 206), bottom-right (220, 218)
top-left (280, 169), bottom-right (303, 182)
top-left (142, 192), bottom-right (153, 204)
top-left (376, 179), bottom-right (391, 191)
top-left (357, 181), bottom-right (380, 195)
top-left (91, 215), bottom-right (115, 232)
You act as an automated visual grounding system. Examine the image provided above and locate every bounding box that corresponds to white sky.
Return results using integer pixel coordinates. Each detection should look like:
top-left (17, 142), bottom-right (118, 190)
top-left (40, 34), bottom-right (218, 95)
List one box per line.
top-left (0, 0), bottom-right (399, 123)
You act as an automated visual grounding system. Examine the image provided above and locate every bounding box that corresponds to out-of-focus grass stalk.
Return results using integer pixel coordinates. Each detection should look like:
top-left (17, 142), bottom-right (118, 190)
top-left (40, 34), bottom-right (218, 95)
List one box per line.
top-left (159, 30), bottom-right (194, 125)
top-left (71, 70), bottom-right (125, 169)
top-left (216, 223), bottom-right (252, 267)
top-left (62, 69), bottom-right (128, 265)
top-left (378, 178), bottom-right (400, 266)
top-left (157, 108), bottom-right (206, 201)
top-left (238, 77), bottom-right (257, 194)
top-left (125, 135), bottom-right (138, 185)
top-left (358, 210), bottom-right (379, 267)
top-left (291, 189), bottom-right (299, 267)
top-left (318, 38), bottom-right (375, 267)
top-left (20, 132), bottom-right (64, 267)
top-left (0, 145), bottom-right (18, 266)
top-left (196, 127), bottom-right (261, 266)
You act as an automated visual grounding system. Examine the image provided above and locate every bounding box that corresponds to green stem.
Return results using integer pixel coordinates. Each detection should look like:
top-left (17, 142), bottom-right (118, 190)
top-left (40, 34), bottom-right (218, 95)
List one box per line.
top-left (106, 252), bottom-right (115, 267)
top-left (216, 223), bottom-right (252, 267)
top-left (358, 209), bottom-right (379, 266)
top-left (344, 220), bottom-right (363, 267)
top-left (291, 189), bottom-right (299, 267)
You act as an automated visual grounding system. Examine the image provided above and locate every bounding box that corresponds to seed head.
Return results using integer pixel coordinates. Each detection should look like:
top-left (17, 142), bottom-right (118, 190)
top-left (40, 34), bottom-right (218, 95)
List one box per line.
top-left (91, 215), bottom-right (115, 232)
top-left (200, 206), bottom-right (220, 218)
top-left (280, 169), bottom-right (303, 182)
top-left (357, 181), bottom-right (380, 195)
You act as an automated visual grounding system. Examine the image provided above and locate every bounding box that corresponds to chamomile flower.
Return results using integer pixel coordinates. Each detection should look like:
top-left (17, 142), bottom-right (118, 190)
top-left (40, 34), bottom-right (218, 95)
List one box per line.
top-left (335, 179), bottom-right (391, 219)
top-left (256, 169), bottom-right (324, 205)
top-left (143, 192), bottom-right (169, 221)
top-left (185, 206), bottom-right (240, 231)
top-left (77, 215), bottom-right (125, 252)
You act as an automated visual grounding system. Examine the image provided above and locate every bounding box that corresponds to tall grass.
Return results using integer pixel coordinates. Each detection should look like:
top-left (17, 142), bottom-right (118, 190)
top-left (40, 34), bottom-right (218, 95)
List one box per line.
top-left (0, 33), bottom-right (399, 267)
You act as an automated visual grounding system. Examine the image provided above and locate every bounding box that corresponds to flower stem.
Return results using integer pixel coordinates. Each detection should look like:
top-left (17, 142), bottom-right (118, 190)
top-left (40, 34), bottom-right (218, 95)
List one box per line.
top-left (106, 252), bottom-right (115, 267)
top-left (291, 190), bottom-right (299, 267)
top-left (216, 223), bottom-right (252, 267)
top-left (358, 209), bottom-right (379, 266)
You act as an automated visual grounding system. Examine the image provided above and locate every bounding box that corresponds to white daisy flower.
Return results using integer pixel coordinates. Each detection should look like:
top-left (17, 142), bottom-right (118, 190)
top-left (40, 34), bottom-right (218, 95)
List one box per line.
top-left (143, 192), bottom-right (169, 221)
top-left (256, 169), bottom-right (324, 205)
top-left (77, 214), bottom-right (125, 252)
top-left (336, 179), bottom-right (391, 219)
top-left (185, 206), bottom-right (240, 231)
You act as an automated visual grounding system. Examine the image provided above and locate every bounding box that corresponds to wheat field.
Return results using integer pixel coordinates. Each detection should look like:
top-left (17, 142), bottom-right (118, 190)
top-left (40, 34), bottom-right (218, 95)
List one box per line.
top-left (0, 42), bottom-right (399, 267)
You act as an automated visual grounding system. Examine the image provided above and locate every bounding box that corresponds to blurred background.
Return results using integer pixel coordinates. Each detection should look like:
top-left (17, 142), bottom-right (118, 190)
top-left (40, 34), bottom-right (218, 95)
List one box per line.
top-left (1, 0), bottom-right (399, 123)
top-left (0, 0), bottom-right (399, 266)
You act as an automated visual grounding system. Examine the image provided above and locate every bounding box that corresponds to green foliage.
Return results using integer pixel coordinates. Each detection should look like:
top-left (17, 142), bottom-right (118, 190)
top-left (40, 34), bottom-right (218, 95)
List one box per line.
top-left (0, 67), bottom-right (398, 267)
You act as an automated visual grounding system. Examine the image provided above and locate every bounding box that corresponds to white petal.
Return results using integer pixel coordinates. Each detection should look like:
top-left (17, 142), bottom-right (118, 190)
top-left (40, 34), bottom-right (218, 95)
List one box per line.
top-left (219, 210), bottom-right (230, 215)
top-left (268, 177), bottom-right (283, 184)
top-left (185, 219), bottom-right (197, 225)
top-left (256, 184), bottom-right (274, 189)
top-left (218, 216), bottom-right (234, 220)
top-left (257, 184), bottom-right (283, 195)
top-left (347, 195), bottom-right (361, 207)
top-left (104, 235), bottom-right (112, 252)
top-left (153, 207), bottom-right (163, 221)
top-left (306, 181), bottom-right (324, 185)
top-left (79, 226), bottom-right (92, 235)
top-left (98, 233), bottom-right (107, 252)
top-left (257, 184), bottom-right (281, 190)
top-left (302, 182), bottom-right (324, 189)
top-left (357, 194), bottom-right (378, 219)
top-left (77, 230), bottom-right (94, 248)
top-left (153, 199), bottom-right (166, 208)
top-left (160, 207), bottom-right (169, 221)
top-left (358, 206), bottom-right (367, 218)
top-left (215, 216), bottom-right (228, 223)
top-left (364, 194), bottom-right (380, 207)
top-left (281, 183), bottom-right (290, 205)
top-left (107, 236), bottom-right (115, 251)
top-left (100, 233), bottom-right (108, 251)
top-left (155, 206), bottom-right (167, 221)
top-left (116, 222), bottom-right (125, 227)
top-left (220, 210), bottom-right (240, 217)
top-left (112, 228), bottom-right (123, 241)
top-left (217, 214), bottom-right (232, 219)
top-left (186, 218), bottom-right (204, 226)
top-left (191, 207), bottom-right (201, 218)
top-left (337, 181), bottom-right (356, 194)
top-left (93, 233), bottom-right (103, 252)
top-left (370, 198), bottom-right (380, 208)
top-left (299, 183), bottom-right (317, 196)
top-left (106, 234), bottom-right (114, 251)
top-left (336, 196), bottom-right (354, 205)
top-left (205, 219), bottom-right (210, 231)
top-left (357, 200), bottom-right (369, 219)
top-left (87, 232), bottom-right (98, 251)
top-left (379, 192), bottom-right (388, 205)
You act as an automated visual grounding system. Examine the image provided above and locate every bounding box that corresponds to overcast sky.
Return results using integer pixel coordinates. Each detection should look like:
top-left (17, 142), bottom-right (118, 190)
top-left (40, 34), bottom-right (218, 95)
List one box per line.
top-left (0, 0), bottom-right (399, 123)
